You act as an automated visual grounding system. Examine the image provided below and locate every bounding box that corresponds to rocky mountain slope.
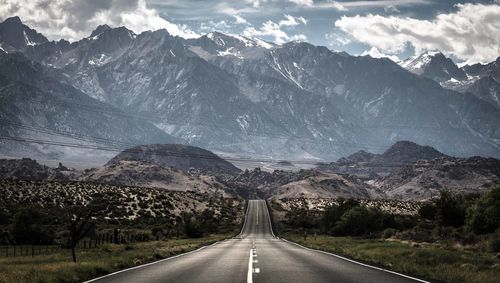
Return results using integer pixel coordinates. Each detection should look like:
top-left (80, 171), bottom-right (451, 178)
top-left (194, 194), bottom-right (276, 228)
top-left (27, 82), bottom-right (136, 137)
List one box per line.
top-left (1, 17), bottom-right (499, 160)
top-left (222, 167), bottom-right (383, 200)
top-left (401, 51), bottom-right (500, 111)
top-left (0, 51), bottom-right (177, 160)
top-left (316, 141), bottom-right (448, 178)
top-left (106, 144), bottom-right (241, 174)
top-left (0, 154), bottom-right (237, 197)
top-left (400, 51), bottom-right (467, 83)
top-left (375, 156), bottom-right (500, 201)
top-left (0, 179), bottom-right (243, 222)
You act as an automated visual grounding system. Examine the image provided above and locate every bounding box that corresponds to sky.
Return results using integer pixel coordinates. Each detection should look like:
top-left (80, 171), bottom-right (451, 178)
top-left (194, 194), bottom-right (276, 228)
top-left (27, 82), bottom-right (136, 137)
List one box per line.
top-left (0, 0), bottom-right (499, 64)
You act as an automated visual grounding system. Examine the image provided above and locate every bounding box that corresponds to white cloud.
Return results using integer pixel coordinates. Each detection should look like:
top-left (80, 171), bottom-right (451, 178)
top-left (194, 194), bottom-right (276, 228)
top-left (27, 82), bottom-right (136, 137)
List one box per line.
top-left (0, 0), bottom-right (198, 41)
top-left (243, 14), bottom-right (307, 44)
top-left (245, 0), bottom-right (267, 8)
top-left (361, 47), bottom-right (400, 63)
top-left (325, 32), bottom-right (350, 46)
top-left (200, 20), bottom-right (231, 32)
top-left (279, 14), bottom-right (307, 26)
top-left (289, 0), bottom-right (314, 7)
top-left (234, 15), bottom-right (248, 25)
top-left (383, 5), bottom-right (400, 13)
top-left (335, 3), bottom-right (500, 64)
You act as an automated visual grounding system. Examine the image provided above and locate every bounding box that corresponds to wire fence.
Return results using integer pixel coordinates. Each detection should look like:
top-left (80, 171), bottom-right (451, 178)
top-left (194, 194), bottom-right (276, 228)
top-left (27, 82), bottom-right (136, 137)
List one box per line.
top-left (0, 233), bottom-right (151, 258)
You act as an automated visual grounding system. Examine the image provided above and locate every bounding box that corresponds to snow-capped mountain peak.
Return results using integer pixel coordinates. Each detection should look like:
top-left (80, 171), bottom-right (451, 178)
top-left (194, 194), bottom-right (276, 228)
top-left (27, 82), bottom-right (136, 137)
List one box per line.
top-left (89, 24), bottom-right (112, 39)
top-left (204, 32), bottom-right (275, 50)
top-left (400, 50), bottom-right (467, 83)
top-left (400, 50), bottom-right (443, 74)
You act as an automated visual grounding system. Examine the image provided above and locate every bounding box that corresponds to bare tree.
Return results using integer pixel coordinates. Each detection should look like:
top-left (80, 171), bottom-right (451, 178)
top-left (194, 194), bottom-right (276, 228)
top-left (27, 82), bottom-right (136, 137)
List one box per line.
top-left (67, 194), bottom-right (109, 262)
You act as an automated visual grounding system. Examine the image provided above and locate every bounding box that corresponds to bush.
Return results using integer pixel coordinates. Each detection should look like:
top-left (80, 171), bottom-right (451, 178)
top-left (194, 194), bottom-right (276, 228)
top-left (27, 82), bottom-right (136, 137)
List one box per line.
top-left (0, 208), bottom-right (9, 225)
top-left (419, 203), bottom-right (437, 221)
top-left (11, 206), bottom-right (52, 244)
top-left (320, 199), bottom-right (359, 233)
top-left (487, 238), bottom-right (500, 253)
top-left (434, 191), bottom-right (467, 228)
top-left (382, 228), bottom-right (397, 238)
top-left (333, 206), bottom-right (387, 236)
top-left (466, 186), bottom-right (500, 234)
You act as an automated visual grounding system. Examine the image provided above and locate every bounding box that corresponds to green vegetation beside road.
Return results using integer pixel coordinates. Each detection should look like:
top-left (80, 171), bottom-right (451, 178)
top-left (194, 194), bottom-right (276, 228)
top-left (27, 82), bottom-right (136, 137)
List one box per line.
top-left (0, 234), bottom-right (231, 283)
top-left (283, 234), bottom-right (500, 283)
top-left (271, 184), bottom-right (500, 283)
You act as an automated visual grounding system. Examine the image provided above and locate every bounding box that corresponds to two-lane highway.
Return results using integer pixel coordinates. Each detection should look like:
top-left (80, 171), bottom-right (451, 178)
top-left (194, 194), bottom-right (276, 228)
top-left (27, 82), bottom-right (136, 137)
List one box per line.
top-left (87, 200), bottom-right (427, 283)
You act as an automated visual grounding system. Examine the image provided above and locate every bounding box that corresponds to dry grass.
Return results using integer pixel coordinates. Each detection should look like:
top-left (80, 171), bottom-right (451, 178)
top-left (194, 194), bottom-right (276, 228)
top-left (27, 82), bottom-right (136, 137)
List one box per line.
top-left (0, 235), bottom-right (231, 283)
top-left (284, 234), bottom-right (500, 283)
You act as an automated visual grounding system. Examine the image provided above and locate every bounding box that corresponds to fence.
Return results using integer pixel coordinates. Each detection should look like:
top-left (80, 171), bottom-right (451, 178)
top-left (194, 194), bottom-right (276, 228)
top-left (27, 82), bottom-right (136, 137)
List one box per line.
top-left (0, 244), bottom-right (61, 257)
top-left (0, 232), bottom-right (151, 258)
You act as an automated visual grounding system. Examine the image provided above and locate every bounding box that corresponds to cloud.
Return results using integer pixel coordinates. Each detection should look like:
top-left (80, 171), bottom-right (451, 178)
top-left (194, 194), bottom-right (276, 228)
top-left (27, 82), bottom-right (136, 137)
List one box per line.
top-left (234, 15), bottom-right (248, 25)
top-left (279, 14), bottom-right (307, 26)
top-left (383, 5), bottom-right (400, 13)
top-left (335, 3), bottom-right (500, 64)
top-left (0, 0), bottom-right (198, 41)
top-left (361, 47), bottom-right (400, 63)
top-left (243, 14), bottom-right (307, 44)
top-left (289, 0), bottom-right (314, 7)
top-left (318, 1), bottom-right (347, 11)
top-left (200, 20), bottom-right (231, 32)
top-left (325, 31), bottom-right (350, 46)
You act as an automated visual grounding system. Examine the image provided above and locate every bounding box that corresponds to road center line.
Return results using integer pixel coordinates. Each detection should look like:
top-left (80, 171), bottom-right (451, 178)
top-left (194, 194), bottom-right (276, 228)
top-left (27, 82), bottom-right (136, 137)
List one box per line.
top-left (247, 249), bottom-right (253, 283)
top-left (256, 203), bottom-right (259, 225)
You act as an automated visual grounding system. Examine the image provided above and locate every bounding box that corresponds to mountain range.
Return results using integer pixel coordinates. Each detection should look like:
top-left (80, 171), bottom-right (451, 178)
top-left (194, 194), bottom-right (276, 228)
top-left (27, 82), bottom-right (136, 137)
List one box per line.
top-left (0, 16), bottom-right (499, 162)
top-left (0, 141), bottom-right (498, 201)
top-left (399, 51), bottom-right (500, 110)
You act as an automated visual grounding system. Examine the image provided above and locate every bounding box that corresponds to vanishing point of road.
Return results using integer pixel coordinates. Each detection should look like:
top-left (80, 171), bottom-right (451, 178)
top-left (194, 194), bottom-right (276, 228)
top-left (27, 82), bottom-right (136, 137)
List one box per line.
top-left (87, 200), bottom-right (428, 283)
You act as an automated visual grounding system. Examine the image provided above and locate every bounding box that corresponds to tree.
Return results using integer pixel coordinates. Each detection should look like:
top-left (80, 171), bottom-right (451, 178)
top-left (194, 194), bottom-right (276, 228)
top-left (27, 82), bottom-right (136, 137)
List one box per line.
top-left (181, 212), bottom-right (203, 238)
top-left (466, 185), bottom-right (500, 234)
top-left (334, 206), bottom-right (386, 236)
top-left (433, 190), bottom-right (466, 228)
top-left (418, 203), bottom-right (437, 221)
top-left (0, 208), bottom-right (9, 225)
top-left (66, 194), bottom-right (109, 262)
top-left (321, 199), bottom-right (359, 234)
top-left (11, 206), bottom-right (51, 244)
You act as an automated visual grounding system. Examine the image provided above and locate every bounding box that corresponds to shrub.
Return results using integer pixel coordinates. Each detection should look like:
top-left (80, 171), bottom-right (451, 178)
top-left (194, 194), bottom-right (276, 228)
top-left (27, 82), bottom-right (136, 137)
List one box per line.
top-left (419, 203), bottom-right (437, 221)
top-left (333, 206), bottom-right (386, 236)
top-left (487, 238), bottom-right (500, 253)
top-left (466, 185), bottom-right (500, 234)
top-left (382, 228), bottom-right (397, 238)
top-left (434, 191), bottom-right (467, 228)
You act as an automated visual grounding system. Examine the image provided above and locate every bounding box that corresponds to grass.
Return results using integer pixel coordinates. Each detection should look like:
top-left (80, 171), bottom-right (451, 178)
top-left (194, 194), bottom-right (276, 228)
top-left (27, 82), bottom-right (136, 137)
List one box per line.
top-left (0, 234), bottom-right (231, 283)
top-left (283, 234), bottom-right (500, 283)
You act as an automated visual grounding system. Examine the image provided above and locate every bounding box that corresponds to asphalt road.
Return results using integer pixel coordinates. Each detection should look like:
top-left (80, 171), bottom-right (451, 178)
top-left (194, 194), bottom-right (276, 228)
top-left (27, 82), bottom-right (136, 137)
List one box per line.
top-left (88, 200), bottom-right (427, 283)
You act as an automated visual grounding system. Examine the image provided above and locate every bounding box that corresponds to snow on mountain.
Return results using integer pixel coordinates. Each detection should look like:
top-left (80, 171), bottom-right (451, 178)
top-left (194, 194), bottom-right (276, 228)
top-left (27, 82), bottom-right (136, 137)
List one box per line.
top-left (400, 51), bottom-right (467, 82)
top-left (0, 17), bottom-right (48, 51)
top-left (1, 18), bottom-right (500, 161)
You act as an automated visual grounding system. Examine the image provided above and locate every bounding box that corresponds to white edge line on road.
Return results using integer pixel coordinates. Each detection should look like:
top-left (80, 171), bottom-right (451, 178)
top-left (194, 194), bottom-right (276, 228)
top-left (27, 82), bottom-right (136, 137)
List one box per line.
top-left (280, 239), bottom-right (429, 283)
top-left (247, 249), bottom-right (253, 283)
top-left (238, 200), bottom-right (251, 238)
top-left (264, 200), bottom-right (427, 282)
top-left (86, 199), bottom-right (251, 282)
top-left (263, 200), bottom-right (275, 238)
top-left (84, 239), bottom-right (227, 283)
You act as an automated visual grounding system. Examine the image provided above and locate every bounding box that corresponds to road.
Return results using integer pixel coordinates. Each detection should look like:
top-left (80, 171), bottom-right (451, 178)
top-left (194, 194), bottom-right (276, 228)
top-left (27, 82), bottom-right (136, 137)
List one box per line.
top-left (88, 200), bottom-right (427, 283)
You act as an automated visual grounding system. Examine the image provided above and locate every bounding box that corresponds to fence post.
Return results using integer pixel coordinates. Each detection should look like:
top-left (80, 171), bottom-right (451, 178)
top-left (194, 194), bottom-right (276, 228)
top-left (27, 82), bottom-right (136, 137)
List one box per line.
top-left (13, 245), bottom-right (16, 257)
